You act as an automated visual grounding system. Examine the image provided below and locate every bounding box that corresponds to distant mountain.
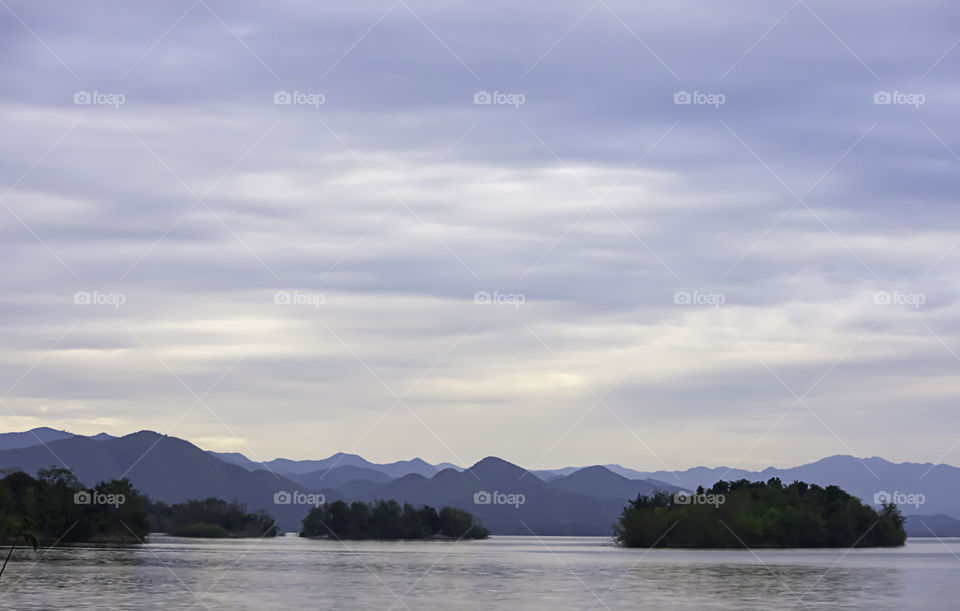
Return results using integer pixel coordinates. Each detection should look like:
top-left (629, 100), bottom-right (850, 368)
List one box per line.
top-left (603, 464), bottom-right (661, 480)
top-left (209, 450), bottom-right (440, 479)
top-left (0, 427), bottom-right (75, 451)
top-left (208, 451), bottom-right (259, 469)
top-left (0, 427), bottom-right (115, 451)
top-left (0, 432), bottom-right (314, 530)
top-left (537, 464), bottom-right (667, 481)
top-left (287, 465), bottom-right (394, 489)
top-left (905, 514), bottom-right (960, 537)
top-left (531, 467), bottom-right (579, 481)
top-left (549, 466), bottom-right (670, 500)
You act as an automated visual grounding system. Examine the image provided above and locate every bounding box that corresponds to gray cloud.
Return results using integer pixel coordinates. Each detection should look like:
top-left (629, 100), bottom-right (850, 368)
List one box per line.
top-left (2, 0), bottom-right (959, 470)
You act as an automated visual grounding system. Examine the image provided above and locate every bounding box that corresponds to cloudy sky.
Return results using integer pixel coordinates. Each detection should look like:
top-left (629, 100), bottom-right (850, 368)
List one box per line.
top-left (1, 0), bottom-right (958, 471)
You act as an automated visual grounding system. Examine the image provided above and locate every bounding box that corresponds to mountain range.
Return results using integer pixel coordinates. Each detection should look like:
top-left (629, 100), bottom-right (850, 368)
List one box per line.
top-left (0, 428), bottom-right (955, 536)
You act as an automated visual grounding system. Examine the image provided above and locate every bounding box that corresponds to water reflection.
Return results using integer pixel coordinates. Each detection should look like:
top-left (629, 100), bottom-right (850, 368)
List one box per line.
top-left (0, 536), bottom-right (953, 610)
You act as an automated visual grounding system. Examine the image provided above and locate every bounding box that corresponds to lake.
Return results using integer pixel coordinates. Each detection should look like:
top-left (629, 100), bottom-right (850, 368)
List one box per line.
top-left (1, 535), bottom-right (957, 609)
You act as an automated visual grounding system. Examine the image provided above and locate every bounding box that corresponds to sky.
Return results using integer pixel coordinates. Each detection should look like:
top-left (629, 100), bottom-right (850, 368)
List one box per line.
top-left (1, 0), bottom-right (959, 471)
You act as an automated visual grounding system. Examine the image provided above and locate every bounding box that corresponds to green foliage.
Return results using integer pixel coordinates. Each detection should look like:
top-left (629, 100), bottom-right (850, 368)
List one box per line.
top-left (615, 479), bottom-right (907, 548)
top-left (0, 516), bottom-right (40, 581)
top-left (1, 517), bottom-right (39, 552)
top-left (0, 468), bottom-right (150, 543)
top-left (151, 498), bottom-right (280, 538)
top-left (300, 500), bottom-right (489, 540)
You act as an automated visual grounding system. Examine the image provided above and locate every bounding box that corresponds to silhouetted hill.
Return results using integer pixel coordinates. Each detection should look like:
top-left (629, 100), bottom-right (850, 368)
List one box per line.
top-left (0, 428), bottom-right (116, 452)
top-left (905, 514), bottom-right (960, 537)
top-left (209, 451), bottom-right (438, 478)
top-left (550, 466), bottom-right (672, 500)
top-left (0, 427), bottom-right (74, 450)
top-left (287, 465), bottom-right (394, 489)
top-left (208, 451), bottom-right (259, 470)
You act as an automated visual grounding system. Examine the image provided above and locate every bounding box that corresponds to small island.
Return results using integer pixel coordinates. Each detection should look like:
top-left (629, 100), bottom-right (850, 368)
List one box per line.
top-left (616, 478), bottom-right (906, 548)
top-left (301, 500), bottom-right (489, 540)
top-left (149, 498), bottom-right (281, 538)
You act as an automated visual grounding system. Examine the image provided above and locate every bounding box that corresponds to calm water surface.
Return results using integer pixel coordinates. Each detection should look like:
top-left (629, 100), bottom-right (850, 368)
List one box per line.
top-left (1, 535), bottom-right (957, 609)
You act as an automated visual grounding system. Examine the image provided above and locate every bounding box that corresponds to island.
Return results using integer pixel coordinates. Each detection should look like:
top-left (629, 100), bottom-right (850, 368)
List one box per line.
top-left (616, 478), bottom-right (906, 548)
top-left (149, 498), bottom-right (281, 538)
top-left (300, 500), bottom-right (489, 540)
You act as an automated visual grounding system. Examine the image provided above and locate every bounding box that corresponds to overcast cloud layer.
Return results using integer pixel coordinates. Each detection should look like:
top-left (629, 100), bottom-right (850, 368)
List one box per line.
top-left (2, 0), bottom-right (959, 471)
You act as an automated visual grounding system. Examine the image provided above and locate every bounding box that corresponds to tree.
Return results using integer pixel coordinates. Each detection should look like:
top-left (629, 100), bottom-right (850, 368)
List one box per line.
top-left (0, 516), bottom-right (39, 581)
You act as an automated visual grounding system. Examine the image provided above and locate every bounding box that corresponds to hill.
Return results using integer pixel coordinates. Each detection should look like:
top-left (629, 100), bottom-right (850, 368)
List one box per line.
top-left (209, 450), bottom-right (438, 479)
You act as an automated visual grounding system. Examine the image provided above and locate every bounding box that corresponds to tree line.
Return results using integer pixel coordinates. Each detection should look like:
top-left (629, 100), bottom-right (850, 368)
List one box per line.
top-left (301, 499), bottom-right (489, 540)
top-left (0, 468), bottom-right (279, 544)
top-left (0, 468), bottom-right (150, 543)
top-left (148, 498), bottom-right (281, 538)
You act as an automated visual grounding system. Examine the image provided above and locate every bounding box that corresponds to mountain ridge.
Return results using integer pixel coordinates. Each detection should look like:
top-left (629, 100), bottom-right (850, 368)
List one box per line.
top-left (2, 428), bottom-right (959, 535)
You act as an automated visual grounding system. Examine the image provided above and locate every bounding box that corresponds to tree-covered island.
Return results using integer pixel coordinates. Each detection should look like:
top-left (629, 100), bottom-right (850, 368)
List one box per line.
top-left (616, 478), bottom-right (906, 548)
top-left (301, 500), bottom-right (489, 540)
top-left (148, 498), bottom-right (281, 538)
